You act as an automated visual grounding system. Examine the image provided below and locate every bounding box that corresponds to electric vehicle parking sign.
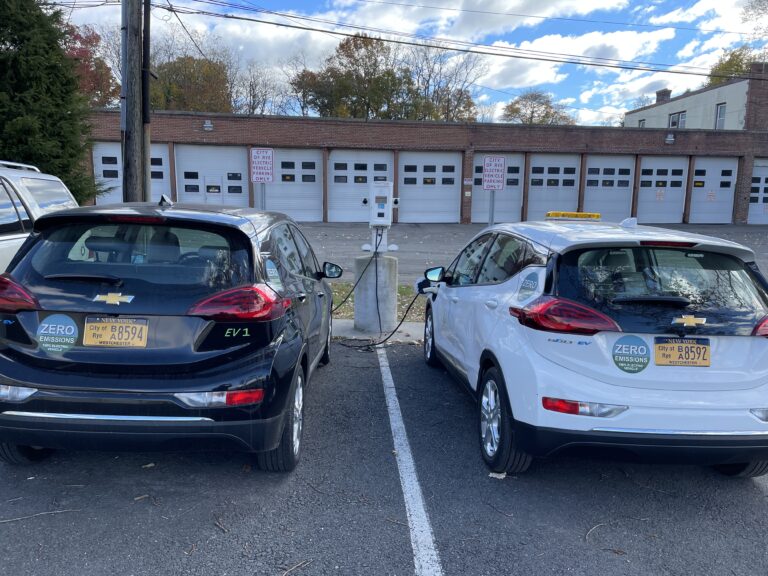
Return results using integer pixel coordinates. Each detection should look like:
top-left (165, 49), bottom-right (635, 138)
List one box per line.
top-left (612, 335), bottom-right (650, 374)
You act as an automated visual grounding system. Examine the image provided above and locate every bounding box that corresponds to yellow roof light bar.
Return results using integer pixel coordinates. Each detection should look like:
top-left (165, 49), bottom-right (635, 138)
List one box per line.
top-left (545, 211), bottom-right (601, 221)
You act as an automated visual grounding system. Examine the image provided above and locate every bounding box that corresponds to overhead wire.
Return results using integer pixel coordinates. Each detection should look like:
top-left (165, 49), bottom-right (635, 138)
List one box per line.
top-left (166, 0), bottom-right (209, 59)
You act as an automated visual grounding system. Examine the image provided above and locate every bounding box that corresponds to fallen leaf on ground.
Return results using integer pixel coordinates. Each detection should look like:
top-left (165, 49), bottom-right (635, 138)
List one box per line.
top-left (488, 472), bottom-right (507, 480)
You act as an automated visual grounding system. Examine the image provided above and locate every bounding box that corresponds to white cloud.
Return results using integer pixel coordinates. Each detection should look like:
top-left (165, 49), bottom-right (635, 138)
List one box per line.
top-left (558, 97), bottom-right (576, 104)
top-left (677, 40), bottom-right (701, 59)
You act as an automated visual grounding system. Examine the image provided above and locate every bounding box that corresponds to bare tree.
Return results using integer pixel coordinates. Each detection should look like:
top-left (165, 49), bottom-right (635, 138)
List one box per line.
top-left (93, 23), bottom-right (122, 83)
top-left (235, 60), bottom-right (290, 115)
top-left (402, 43), bottom-right (488, 121)
top-left (743, 0), bottom-right (768, 37)
top-left (476, 102), bottom-right (497, 123)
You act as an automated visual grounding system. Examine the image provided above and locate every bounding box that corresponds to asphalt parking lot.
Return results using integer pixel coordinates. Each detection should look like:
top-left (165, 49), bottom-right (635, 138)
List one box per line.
top-left (2, 341), bottom-right (768, 576)
top-left (3, 221), bottom-right (768, 576)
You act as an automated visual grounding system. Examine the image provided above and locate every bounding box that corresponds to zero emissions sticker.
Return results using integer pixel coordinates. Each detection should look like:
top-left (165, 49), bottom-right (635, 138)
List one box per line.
top-left (612, 335), bottom-right (650, 374)
top-left (37, 314), bottom-right (78, 354)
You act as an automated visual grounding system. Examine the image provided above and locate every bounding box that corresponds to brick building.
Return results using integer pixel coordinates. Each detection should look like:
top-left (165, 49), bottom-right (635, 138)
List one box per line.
top-left (89, 97), bottom-right (768, 224)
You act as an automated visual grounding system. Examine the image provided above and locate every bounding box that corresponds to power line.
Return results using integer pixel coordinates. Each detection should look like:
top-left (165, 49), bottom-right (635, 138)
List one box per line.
top-left (341, 0), bottom-right (753, 36)
top-left (188, 0), bottom-right (714, 73)
top-left (166, 0), bottom-right (209, 59)
top-left (149, 3), bottom-right (759, 82)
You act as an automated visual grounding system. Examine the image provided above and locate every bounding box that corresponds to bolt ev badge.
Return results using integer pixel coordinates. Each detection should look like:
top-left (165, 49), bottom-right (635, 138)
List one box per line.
top-left (93, 293), bottom-right (135, 305)
top-left (672, 315), bottom-right (706, 328)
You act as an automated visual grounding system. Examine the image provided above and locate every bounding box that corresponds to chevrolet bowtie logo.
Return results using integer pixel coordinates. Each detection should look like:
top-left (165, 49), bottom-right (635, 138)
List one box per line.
top-left (672, 315), bottom-right (706, 328)
top-left (93, 293), bottom-right (134, 305)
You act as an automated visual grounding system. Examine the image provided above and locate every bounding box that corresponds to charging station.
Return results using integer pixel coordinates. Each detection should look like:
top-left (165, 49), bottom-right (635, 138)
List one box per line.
top-left (354, 182), bottom-right (399, 333)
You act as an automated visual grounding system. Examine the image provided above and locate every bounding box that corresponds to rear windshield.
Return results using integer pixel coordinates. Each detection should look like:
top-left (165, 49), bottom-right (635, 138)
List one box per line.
top-left (21, 178), bottom-right (77, 215)
top-left (13, 222), bottom-right (253, 303)
top-left (557, 247), bottom-right (768, 336)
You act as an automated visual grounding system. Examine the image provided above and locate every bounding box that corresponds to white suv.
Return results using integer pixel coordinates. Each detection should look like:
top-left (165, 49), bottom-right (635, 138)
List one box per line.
top-left (422, 215), bottom-right (768, 477)
top-left (0, 161), bottom-right (78, 270)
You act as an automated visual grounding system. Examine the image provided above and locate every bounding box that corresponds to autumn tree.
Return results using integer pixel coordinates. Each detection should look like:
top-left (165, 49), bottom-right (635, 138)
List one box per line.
top-left (150, 56), bottom-right (233, 112)
top-left (501, 90), bottom-right (576, 125)
top-left (704, 45), bottom-right (756, 87)
top-left (290, 34), bottom-right (415, 120)
top-left (0, 0), bottom-right (98, 203)
top-left (61, 23), bottom-right (120, 107)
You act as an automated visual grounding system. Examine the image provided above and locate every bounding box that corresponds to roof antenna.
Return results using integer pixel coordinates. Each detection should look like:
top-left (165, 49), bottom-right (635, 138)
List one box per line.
top-left (158, 194), bottom-right (174, 207)
top-left (620, 217), bottom-right (637, 228)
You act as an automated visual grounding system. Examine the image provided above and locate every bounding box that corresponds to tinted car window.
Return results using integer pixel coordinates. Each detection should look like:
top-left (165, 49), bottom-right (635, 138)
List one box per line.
top-left (290, 225), bottom-right (318, 276)
top-left (20, 178), bottom-right (77, 215)
top-left (476, 234), bottom-right (527, 284)
top-left (13, 222), bottom-right (252, 307)
top-left (449, 234), bottom-right (493, 286)
top-left (270, 225), bottom-right (304, 277)
top-left (0, 183), bottom-right (23, 235)
top-left (557, 247), bottom-right (768, 336)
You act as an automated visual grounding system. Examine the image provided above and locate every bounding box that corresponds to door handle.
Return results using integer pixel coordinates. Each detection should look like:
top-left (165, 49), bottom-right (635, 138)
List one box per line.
top-left (485, 299), bottom-right (498, 309)
top-left (296, 292), bottom-right (307, 302)
top-left (450, 296), bottom-right (459, 303)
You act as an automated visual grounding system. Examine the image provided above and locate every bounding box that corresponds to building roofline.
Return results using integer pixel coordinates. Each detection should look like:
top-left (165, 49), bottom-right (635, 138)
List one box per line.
top-left (625, 78), bottom-right (748, 116)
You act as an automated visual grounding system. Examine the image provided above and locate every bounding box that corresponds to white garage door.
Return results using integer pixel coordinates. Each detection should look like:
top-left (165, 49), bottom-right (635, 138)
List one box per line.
top-left (689, 157), bottom-right (738, 224)
top-left (748, 159), bottom-right (768, 224)
top-left (263, 149), bottom-right (323, 221)
top-left (636, 157), bottom-right (688, 223)
top-left (398, 152), bottom-right (461, 223)
top-left (583, 155), bottom-right (634, 223)
top-left (92, 142), bottom-right (172, 205)
top-left (526, 154), bottom-right (580, 221)
top-left (328, 150), bottom-right (394, 222)
top-left (175, 145), bottom-right (249, 207)
top-left (471, 154), bottom-right (524, 224)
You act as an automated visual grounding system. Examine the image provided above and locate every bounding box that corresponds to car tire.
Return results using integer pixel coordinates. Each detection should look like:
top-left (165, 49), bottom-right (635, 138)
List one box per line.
top-left (424, 307), bottom-right (440, 367)
top-left (319, 316), bottom-right (331, 366)
top-left (478, 367), bottom-right (532, 474)
top-left (257, 365), bottom-right (305, 473)
top-left (713, 461), bottom-right (768, 478)
top-left (0, 443), bottom-right (53, 465)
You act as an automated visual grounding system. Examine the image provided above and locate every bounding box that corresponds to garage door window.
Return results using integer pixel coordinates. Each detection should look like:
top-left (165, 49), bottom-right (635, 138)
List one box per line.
top-left (185, 185), bottom-right (199, 192)
top-left (532, 167), bottom-right (544, 174)
top-left (354, 163), bottom-right (367, 171)
top-left (672, 169), bottom-right (684, 176)
top-left (404, 165), bottom-right (417, 172)
top-left (103, 170), bottom-right (118, 178)
top-left (184, 172), bottom-right (198, 179)
top-left (548, 167), bottom-right (560, 174)
top-left (473, 178), bottom-right (482, 186)
top-left (228, 186), bottom-right (242, 193)
top-left (602, 180), bottom-right (614, 187)
top-left (722, 169), bottom-right (732, 177)
top-left (563, 168), bottom-right (576, 175)
top-left (507, 166), bottom-right (520, 174)
top-left (587, 179), bottom-right (599, 186)
top-left (334, 163), bottom-right (347, 171)
top-left (374, 164), bottom-right (387, 171)
top-left (603, 168), bottom-right (615, 175)
top-left (547, 179), bottom-right (559, 186)
top-left (282, 174), bottom-right (295, 182)
top-left (404, 178), bottom-right (417, 185)
top-left (588, 168), bottom-right (600, 175)
top-left (423, 178), bottom-right (436, 185)
top-left (442, 178), bottom-right (454, 185)
top-left (619, 169), bottom-right (631, 176)
top-left (506, 178), bottom-right (519, 186)
top-left (302, 175), bottom-right (316, 183)
top-left (281, 161), bottom-right (295, 170)
top-left (151, 157), bottom-right (163, 166)
top-left (563, 179), bottom-right (575, 187)
top-left (227, 173), bottom-right (242, 180)
top-left (640, 181), bottom-right (652, 187)
top-left (618, 180), bottom-right (630, 187)
top-left (720, 181), bottom-right (732, 188)
top-left (334, 175), bottom-right (348, 183)
top-left (442, 165), bottom-right (455, 173)
top-left (354, 176), bottom-right (367, 184)
top-left (641, 169), bottom-right (653, 176)
top-left (206, 185), bottom-right (221, 193)
top-left (475, 166), bottom-right (483, 174)
top-left (424, 165), bottom-right (436, 173)
top-left (656, 181), bottom-right (667, 187)
top-left (374, 176), bottom-right (387, 182)
top-left (102, 156), bottom-right (118, 165)
top-left (531, 179), bottom-right (543, 186)
top-left (302, 162), bottom-right (315, 170)
top-left (695, 169), bottom-right (706, 176)
top-left (150, 171), bottom-right (163, 180)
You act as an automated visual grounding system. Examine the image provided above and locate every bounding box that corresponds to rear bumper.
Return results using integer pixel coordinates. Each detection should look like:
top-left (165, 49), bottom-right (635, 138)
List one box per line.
top-left (0, 410), bottom-right (286, 453)
top-left (515, 422), bottom-right (768, 465)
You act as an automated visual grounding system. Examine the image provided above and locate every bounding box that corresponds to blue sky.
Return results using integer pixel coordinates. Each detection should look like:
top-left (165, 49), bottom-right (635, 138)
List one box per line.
top-left (69, 0), bottom-right (767, 124)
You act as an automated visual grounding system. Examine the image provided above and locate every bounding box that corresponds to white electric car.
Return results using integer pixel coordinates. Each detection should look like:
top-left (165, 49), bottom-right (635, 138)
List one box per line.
top-left (422, 213), bottom-right (768, 477)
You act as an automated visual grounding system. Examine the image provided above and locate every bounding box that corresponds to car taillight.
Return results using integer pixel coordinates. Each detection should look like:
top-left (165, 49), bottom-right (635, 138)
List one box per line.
top-left (753, 316), bottom-right (768, 337)
top-left (187, 284), bottom-right (290, 321)
top-left (542, 397), bottom-right (627, 418)
top-left (510, 296), bottom-right (620, 335)
top-left (174, 388), bottom-right (265, 407)
top-left (0, 275), bottom-right (39, 313)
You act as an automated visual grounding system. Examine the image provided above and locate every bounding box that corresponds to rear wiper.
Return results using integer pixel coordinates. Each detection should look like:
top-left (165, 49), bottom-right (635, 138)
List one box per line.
top-left (612, 295), bottom-right (690, 306)
top-left (44, 273), bottom-right (123, 286)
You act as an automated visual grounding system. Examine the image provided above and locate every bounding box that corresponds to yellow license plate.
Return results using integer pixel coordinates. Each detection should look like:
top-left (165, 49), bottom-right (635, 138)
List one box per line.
top-left (654, 337), bottom-right (710, 367)
top-left (83, 317), bottom-right (148, 348)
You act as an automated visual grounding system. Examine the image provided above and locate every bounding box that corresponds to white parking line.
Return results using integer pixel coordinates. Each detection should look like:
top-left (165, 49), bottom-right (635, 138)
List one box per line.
top-left (376, 347), bottom-right (444, 576)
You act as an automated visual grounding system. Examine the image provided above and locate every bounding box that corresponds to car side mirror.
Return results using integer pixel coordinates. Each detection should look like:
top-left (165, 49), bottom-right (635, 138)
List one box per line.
top-left (322, 262), bottom-right (343, 279)
top-left (425, 266), bottom-right (445, 282)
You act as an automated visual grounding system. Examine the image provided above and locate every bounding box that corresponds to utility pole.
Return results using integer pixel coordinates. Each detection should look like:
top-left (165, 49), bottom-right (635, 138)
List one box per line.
top-left (122, 0), bottom-right (144, 202)
top-left (142, 0), bottom-right (152, 201)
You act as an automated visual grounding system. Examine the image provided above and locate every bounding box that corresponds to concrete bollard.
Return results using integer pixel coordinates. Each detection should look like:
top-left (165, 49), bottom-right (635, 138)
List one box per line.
top-left (354, 254), bottom-right (398, 333)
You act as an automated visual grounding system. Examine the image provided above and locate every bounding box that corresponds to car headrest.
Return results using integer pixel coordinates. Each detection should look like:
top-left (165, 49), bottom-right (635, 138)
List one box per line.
top-left (84, 236), bottom-right (130, 253)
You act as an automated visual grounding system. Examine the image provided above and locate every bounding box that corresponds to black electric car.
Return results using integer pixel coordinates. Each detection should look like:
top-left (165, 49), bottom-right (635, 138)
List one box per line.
top-left (0, 202), bottom-right (341, 472)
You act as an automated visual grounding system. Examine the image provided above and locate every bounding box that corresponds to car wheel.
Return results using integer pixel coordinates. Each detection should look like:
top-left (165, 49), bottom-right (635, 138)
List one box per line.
top-left (319, 316), bottom-right (331, 366)
top-left (478, 367), bottom-right (532, 474)
top-left (424, 307), bottom-right (440, 367)
top-left (0, 443), bottom-right (53, 465)
top-left (713, 461), bottom-right (768, 478)
top-left (257, 365), bottom-right (305, 473)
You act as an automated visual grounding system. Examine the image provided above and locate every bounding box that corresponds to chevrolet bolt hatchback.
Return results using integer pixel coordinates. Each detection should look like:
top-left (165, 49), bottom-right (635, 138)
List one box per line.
top-left (422, 214), bottom-right (768, 477)
top-left (0, 202), bottom-right (342, 472)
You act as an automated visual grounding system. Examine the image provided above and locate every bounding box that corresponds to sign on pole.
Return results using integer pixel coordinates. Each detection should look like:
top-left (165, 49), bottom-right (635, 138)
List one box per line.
top-left (482, 155), bottom-right (505, 190)
top-left (250, 148), bottom-right (274, 183)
